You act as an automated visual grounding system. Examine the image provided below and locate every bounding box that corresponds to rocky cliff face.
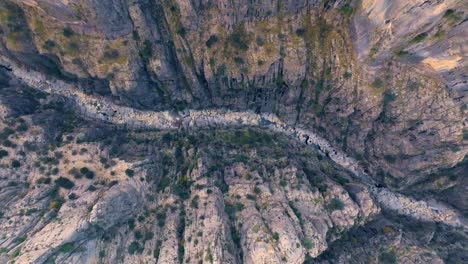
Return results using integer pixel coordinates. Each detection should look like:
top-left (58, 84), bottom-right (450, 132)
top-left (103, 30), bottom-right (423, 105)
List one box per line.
top-left (0, 89), bottom-right (381, 263)
top-left (0, 0), bottom-right (466, 263)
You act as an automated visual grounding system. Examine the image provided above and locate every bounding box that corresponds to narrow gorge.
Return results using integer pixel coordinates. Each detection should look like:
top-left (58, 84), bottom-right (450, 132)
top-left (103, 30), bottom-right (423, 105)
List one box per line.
top-left (0, 0), bottom-right (466, 263)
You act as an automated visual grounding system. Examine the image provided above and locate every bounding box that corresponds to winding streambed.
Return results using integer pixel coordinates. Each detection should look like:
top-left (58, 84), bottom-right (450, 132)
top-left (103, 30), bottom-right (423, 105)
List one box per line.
top-left (1, 56), bottom-right (465, 228)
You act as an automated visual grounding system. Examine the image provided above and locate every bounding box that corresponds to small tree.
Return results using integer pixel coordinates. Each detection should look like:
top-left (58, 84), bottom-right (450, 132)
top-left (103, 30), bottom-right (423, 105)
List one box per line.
top-left (327, 198), bottom-right (344, 212)
top-left (55, 177), bottom-right (75, 189)
top-left (11, 160), bottom-right (21, 168)
top-left (125, 169), bottom-right (135, 177)
top-left (0, 149), bottom-right (8, 159)
top-left (272, 232), bottom-right (280, 241)
top-left (205, 35), bottom-right (218, 48)
top-left (62, 27), bottom-right (74, 37)
top-left (379, 249), bottom-right (397, 264)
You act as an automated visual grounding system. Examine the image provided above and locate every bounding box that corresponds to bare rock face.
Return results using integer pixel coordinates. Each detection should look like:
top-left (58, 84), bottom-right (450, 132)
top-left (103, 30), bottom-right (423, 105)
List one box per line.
top-left (0, 93), bottom-right (384, 263)
top-left (0, 0), bottom-right (466, 263)
top-left (352, 0), bottom-right (467, 103)
top-left (87, 183), bottom-right (141, 230)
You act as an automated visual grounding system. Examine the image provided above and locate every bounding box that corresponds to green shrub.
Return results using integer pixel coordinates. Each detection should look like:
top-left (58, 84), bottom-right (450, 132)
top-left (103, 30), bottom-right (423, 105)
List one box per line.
top-left (205, 35), bottom-right (218, 48)
top-left (327, 198), bottom-right (344, 212)
top-left (14, 236), bottom-right (26, 244)
top-left (132, 31), bottom-right (140, 41)
top-left (216, 64), bottom-right (226, 76)
top-left (11, 160), bottom-right (20, 168)
top-left (407, 81), bottom-right (420, 91)
top-left (10, 248), bottom-right (20, 258)
top-left (108, 180), bottom-right (118, 187)
top-left (408, 119), bottom-right (423, 128)
top-left (176, 211), bottom-right (186, 263)
top-left (0, 149), bottom-right (8, 158)
top-left (43, 40), bottom-right (56, 50)
top-left (59, 242), bottom-right (75, 253)
top-left (134, 230), bottom-right (143, 240)
top-left (157, 177), bottom-right (170, 191)
top-left (443, 9), bottom-right (461, 21)
top-left (125, 169), bottom-right (135, 177)
top-left (0, 127), bottom-right (14, 140)
top-left (0, 2), bottom-right (30, 50)
top-left (384, 155), bottom-right (397, 164)
top-left (183, 56), bottom-right (194, 66)
top-left (176, 20), bottom-right (186, 36)
top-left (372, 78), bottom-right (384, 89)
top-left (153, 240), bottom-right (162, 259)
top-left (235, 202), bottom-right (245, 211)
top-left (85, 170), bottom-right (95, 179)
top-left (25, 208), bottom-right (37, 215)
top-left (78, 167), bottom-right (94, 179)
top-left (443, 9), bottom-right (456, 18)
top-left (234, 57), bottom-right (245, 65)
top-left (228, 26), bottom-right (249, 51)
top-left (128, 219), bottom-right (136, 230)
top-left (51, 167), bottom-right (59, 175)
top-left (343, 72), bottom-right (352, 79)
top-left (140, 40), bottom-right (153, 60)
top-left (209, 57), bottom-right (216, 67)
top-left (65, 42), bottom-right (79, 54)
top-left (145, 231), bottom-right (154, 241)
top-left (69, 168), bottom-right (81, 179)
top-left (272, 232), bottom-right (279, 241)
top-left (246, 194), bottom-right (256, 201)
top-left (62, 27), bottom-right (74, 38)
top-left (335, 176), bottom-right (350, 185)
top-left (295, 28), bottom-right (305, 36)
top-left (138, 215), bottom-right (145, 222)
top-left (253, 186), bottom-right (261, 194)
top-left (215, 179), bottom-right (228, 194)
top-left (379, 249), bottom-right (397, 264)
top-left (71, 58), bottom-right (84, 68)
top-left (190, 195), bottom-right (200, 208)
top-left (7, 181), bottom-right (18, 186)
top-left (205, 247), bottom-right (213, 262)
top-left (156, 211), bottom-right (166, 228)
top-left (338, 4), bottom-right (353, 17)
top-left (2, 139), bottom-right (16, 148)
top-left (256, 36), bottom-right (265, 46)
top-left (55, 177), bottom-right (75, 189)
top-left (383, 90), bottom-right (396, 105)
top-left (128, 241), bottom-right (144, 255)
top-left (302, 239), bottom-right (313, 249)
top-left (37, 177), bottom-right (51, 185)
top-left (103, 49), bottom-right (119, 60)
top-left (174, 176), bottom-right (191, 200)
top-left (230, 226), bottom-right (241, 254)
top-left (410, 33), bottom-right (428, 44)
top-left (395, 49), bottom-right (411, 57)
top-left (224, 201), bottom-right (237, 221)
